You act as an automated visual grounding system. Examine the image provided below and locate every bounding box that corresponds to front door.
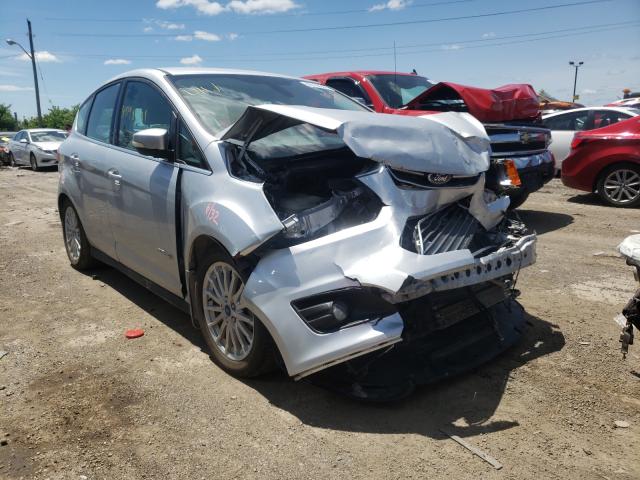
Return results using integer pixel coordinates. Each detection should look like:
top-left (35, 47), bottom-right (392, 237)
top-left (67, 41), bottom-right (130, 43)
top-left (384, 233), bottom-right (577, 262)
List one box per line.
top-left (106, 79), bottom-right (182, 296)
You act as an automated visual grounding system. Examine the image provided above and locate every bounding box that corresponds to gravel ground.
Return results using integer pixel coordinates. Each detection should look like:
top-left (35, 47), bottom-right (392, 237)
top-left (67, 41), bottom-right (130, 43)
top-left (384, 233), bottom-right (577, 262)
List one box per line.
top-left (1, 166), bottom-right (639, 480)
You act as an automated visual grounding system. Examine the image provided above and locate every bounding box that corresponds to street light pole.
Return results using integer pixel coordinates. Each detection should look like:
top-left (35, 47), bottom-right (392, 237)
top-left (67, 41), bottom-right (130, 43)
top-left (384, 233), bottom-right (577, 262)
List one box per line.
top-left (569, 61), bottom-right (584, 103)
top-left (5, 19), bottom-right (42, 126)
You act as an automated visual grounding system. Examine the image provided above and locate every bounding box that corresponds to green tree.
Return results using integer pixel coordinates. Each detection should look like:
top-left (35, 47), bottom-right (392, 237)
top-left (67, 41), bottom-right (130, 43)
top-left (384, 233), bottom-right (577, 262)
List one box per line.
top-left (42, 105), bottom-right (79, 129)
top-left (0, 103), bottom-right (18, 131)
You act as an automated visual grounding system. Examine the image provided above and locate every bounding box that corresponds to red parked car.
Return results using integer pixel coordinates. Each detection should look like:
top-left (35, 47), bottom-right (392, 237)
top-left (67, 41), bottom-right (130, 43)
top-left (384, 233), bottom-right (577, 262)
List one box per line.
top-left (304, 71), bottom-right (554, 209)
top-left (562, 116), bottom-right (640, 207)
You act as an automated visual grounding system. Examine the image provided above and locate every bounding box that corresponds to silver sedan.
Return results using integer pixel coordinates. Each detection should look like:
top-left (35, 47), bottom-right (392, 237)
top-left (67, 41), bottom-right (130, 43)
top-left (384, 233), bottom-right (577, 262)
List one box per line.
top-left (8, 128), bottom-right (68, 170)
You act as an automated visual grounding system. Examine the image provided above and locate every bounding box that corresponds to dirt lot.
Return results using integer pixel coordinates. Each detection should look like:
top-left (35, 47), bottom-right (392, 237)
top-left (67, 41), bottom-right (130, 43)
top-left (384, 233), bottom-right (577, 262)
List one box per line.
top-left (1, 166), bottom-right (639, 480)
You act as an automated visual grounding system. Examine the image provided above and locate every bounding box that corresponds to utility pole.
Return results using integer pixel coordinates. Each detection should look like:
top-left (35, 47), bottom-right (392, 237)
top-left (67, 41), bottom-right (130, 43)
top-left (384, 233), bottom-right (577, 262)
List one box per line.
top-left (569, 61), bottom-right (584, 103)
top-left (27, 20), bottom-right (42, 125)
top-left (6, 21), bottom-right (43, 125)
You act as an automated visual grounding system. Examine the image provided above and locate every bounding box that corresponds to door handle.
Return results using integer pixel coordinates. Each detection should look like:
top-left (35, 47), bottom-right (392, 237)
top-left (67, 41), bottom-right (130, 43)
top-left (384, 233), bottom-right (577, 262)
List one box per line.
top-left (107, 168), bottom-right (122, 187)
top-left (70, 154), bottom-right (81, 173)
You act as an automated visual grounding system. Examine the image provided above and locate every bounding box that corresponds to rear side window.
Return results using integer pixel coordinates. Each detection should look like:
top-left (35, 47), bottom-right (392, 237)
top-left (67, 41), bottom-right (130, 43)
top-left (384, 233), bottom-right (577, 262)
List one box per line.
top-left (75, 98), bottom-right (92, 135)
top-left (86, 83), bottom-right (120, 143)
top-left (326, 78), bottom-right (371, 104)
top-left (116, 81), bottom-right (173, 150)
top-left (592, 110), bottom-right (631, 129)
top-left (544, 111), bottom-right (589, 131)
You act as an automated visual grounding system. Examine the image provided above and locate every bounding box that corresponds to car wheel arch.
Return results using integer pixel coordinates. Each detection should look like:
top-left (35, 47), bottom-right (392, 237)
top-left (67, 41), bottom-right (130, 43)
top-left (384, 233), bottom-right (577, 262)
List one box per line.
top-left (186, 234), bottom-right (286, 367)
top-left (593, 158), bottom-right (640, 192)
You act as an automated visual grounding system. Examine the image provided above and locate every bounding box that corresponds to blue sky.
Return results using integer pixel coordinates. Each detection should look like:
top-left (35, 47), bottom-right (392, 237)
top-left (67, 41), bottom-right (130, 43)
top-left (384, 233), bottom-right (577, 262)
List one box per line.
top-left (1, 0), bottom-right (639, 119)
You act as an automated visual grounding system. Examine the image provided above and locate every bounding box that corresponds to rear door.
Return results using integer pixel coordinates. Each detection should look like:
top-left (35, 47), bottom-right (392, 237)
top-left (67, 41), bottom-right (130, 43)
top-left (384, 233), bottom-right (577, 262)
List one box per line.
top-left (76, 82), bottom-right (121, 259)
top-left (544, 110), bottom-right (591, 164)
top-left (106, 79), bottom-right (182, 296)
top-left (11, 131), bottom-right (26, 163)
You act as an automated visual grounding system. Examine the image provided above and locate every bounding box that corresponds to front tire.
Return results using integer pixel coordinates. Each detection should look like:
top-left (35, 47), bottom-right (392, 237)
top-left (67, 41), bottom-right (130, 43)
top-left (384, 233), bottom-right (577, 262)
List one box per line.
top-left (61, 200), bottom-right (96, 270)
top-left (195, 250), bottom-right (275, 377)
top-left (30, 153), bottom-right (39, 171)
top-left (9, 152), bottom-right (16, 167)
top-left (596, 164), bottom-right (640, 208)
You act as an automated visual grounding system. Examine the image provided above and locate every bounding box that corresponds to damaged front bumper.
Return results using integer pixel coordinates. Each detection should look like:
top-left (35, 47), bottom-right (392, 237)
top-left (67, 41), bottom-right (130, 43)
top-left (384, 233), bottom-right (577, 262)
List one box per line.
top-left (241, 168), bottom-right (536, 379)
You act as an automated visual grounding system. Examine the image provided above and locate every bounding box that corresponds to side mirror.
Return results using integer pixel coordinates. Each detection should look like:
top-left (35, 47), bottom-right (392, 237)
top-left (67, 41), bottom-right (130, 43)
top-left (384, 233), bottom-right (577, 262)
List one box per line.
top-left (132, 128), bottom-right (168, 158)
top-left (19, 138), bottom-right (28, 144)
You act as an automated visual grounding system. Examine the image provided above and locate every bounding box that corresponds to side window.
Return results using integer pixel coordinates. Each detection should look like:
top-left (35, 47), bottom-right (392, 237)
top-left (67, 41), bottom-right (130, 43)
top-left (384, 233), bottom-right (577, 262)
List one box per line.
top-left (75, 98), bottom-right (93, 135)
top-left (326, 78), bottom-right (371, 105)
top-left (14, 132), bottom-right (23, 141)
top-left (117, 81), bottom-right (172, 150)
top-left (86, 83), bottom-right (120, 143)
top-left (544, 111), bottom-right (589, 131)
top-left (177, 122), bottom-right (206, 168)
top-left (592, 110), bottom-right (630, 129)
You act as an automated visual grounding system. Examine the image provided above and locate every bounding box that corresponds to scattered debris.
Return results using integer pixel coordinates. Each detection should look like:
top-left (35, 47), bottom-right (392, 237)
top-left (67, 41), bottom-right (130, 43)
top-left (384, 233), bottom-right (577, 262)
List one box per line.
top-left (582, 448), bottom-right (592, 455)
top-left (614, 420), bottom-right (630, 428)
top-left (2, 221), bottom-right (22, 227)
top-left (579, 341), bottom-right (591, 346)
top-left (440, 428), bottom-right (503, 470)
top-left (0, 350), bottom-right (7, 360)
top-left (125, 329), bottom-right (145, 339)
top-left (0, 439), bottom-right (7, 446)
top-left (592, 251), bottom-right (618, 258)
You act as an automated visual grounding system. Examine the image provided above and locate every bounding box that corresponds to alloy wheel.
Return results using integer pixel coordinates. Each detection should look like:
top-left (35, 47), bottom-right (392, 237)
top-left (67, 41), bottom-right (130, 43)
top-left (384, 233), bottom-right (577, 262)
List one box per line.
top-left (64, 207), bottom-right (82, 264)
top-left (202, 262), bottom-right (255, 362)
top-left (603, 169), bottom-right (640, 205)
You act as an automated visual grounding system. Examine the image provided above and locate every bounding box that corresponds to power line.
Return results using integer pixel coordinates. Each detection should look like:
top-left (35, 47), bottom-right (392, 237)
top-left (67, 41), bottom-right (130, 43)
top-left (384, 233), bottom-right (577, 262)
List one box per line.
top-left (11, 21), bottom-right (635, 64)
top-left (53, 0), bottom-right (612, 37)
top-left (43, 0), bottom-right (475, 22)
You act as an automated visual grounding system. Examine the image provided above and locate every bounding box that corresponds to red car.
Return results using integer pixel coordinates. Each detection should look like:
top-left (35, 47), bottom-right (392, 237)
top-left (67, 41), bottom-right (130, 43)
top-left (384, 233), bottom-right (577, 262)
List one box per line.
top-left (304, 70), bottom-right (554, 208)
top-left (562, 116), bottom-right (640, 207)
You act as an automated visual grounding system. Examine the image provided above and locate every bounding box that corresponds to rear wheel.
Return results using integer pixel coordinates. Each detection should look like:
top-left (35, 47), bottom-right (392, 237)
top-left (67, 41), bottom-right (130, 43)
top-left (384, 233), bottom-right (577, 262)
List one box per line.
top-left (596, 164), bottom-right (640, 208)
top-left (30, 153), bottom-right (38, 171)
top-left (195, 250), bottom-right (275, 377)
top-left (61, 200), bottom-right (96, 270)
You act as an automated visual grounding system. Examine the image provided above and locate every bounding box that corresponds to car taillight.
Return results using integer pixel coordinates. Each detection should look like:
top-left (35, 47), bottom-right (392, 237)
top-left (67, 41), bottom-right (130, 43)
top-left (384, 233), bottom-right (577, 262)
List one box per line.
top-left (571, 134), bottom-right (590, 150)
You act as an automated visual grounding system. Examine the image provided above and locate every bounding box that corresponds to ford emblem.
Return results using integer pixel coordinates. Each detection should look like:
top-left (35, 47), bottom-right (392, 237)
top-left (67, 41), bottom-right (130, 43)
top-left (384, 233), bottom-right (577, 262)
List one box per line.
top-left (427, 173), bottom-right (453, 185)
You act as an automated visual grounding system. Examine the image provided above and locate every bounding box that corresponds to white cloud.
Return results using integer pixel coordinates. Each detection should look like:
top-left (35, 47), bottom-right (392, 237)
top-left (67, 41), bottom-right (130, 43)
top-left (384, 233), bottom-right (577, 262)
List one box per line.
top-left (156, 0), bottom-right (226, 15)
top-left (180, 54), bottom-right (203, 65)
top-left (0, 84), bottom-right (32, 92)
top-left (104, 59), bottom-right (132, 65)
top-left (143, 26), bottom-right (154, 32)
top-left (17, 51), bottom-right (60, 63)
top-left (175, 35), bottom-right (193, 41)
top-left (194, 30), bottom-right (221, 41)
top-left (227, 0), bottom-right (299, 14)
top-left (157, 20), bottom-right (186, 29)
top-left (227, 32), bottom-right (239, 40)
top-left (442, 44), bottom-right (462, 50)
top-left (482, 32), bottom-right (496, 39)
top-left (582, 88), bottom-right (597, 95)
top-left (156, 0), bottom-right (298, 15)
top-left (369, 0), bottom-right (411, 12)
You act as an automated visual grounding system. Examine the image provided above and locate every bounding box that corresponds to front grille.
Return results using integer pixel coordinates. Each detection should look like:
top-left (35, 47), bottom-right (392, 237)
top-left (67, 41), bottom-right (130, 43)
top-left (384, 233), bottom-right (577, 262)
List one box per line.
top-left (411, 203), bottom-right (479, 255)
top-left (388, 168), bottom-right (479, 189)
top-left (485, 124), bottom-right (550, 157)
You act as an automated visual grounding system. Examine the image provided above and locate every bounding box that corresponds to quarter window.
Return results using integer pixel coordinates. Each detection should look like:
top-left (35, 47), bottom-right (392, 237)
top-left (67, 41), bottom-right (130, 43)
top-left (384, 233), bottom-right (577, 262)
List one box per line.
top-left (326, 78), bottom-right (372, 105)
top-left (177, 122), bottom-right (205, 168)
top-left (86, 83), bottom-right (120, 143)
top-left (75, 98), bottom-right (92, 135)
top-left (117, 81), bottom-right (173, 150)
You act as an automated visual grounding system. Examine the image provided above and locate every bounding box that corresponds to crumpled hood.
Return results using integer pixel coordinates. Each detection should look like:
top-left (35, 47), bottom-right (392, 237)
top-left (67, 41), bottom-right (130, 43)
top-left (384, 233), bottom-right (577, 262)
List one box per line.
top-left (405, 82), bottom-right (540, 123)
top-left (222, 104), bottom-right (491, 176)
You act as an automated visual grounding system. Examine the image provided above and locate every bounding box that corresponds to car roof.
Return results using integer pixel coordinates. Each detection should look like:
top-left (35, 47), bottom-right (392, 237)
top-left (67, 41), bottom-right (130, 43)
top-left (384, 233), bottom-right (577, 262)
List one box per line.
top-left (107, 67), bottom-right (302, 84)
top-left (542, 106), bottom-right (640, 118)
top-left (307, 70), bottom-right (419, 77)
top-left (25, 128), bottom-right (66, 132)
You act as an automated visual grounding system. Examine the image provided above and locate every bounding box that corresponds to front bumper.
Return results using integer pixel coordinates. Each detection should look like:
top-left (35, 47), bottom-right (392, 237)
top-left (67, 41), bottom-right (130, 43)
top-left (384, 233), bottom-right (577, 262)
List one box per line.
top-left (35, 150), bottom-right (58, 165)
top-left (242, 205), bottom-right (536, 379)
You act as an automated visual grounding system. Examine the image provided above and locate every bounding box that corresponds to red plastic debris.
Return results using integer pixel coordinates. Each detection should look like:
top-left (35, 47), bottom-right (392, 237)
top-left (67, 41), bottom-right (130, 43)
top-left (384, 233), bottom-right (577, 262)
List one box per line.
top-left (125, 329), bottom-right (145, 339)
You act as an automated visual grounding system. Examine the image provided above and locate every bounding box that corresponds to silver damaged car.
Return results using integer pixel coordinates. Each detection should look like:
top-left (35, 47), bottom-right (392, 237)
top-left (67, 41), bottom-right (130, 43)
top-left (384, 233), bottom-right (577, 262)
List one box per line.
top-left (58, 68), bottom-right (537, 386)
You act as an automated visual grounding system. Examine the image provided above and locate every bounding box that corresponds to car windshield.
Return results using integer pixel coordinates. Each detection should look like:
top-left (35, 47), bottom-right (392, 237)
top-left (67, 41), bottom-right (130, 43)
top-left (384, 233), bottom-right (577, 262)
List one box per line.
top-left (367, 74), bottom-right (435, 109)
top-left (30, 131), bottom-right (67, 142)
top-left (170, 74), bottom-right (368, 135)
